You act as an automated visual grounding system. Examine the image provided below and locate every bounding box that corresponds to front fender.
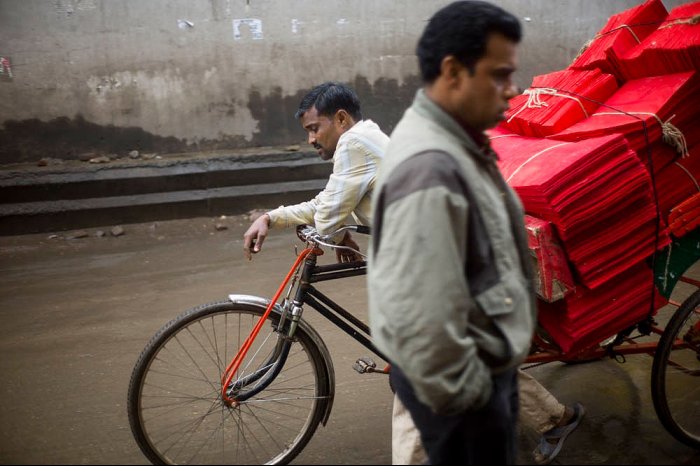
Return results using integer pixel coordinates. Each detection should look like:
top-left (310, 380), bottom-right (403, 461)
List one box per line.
top-left (228, 294), bottom-right (336, 426)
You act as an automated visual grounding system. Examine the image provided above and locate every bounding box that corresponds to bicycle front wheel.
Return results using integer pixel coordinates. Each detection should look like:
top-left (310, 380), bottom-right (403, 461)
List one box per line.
top-left (128, 301), bottom-right (332, 465)
top-left (651, 289), bottom-right (700, 449)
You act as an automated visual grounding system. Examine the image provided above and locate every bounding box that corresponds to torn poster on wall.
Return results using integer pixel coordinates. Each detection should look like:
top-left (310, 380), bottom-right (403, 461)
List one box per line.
top-left (233, 18), bottom-right (263, 40)
top-left (0, 57), bottom-right (13, 81)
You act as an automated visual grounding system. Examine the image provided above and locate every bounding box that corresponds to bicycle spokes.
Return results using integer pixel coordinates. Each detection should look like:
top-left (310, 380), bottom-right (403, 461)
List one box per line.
top-left (221, 248), bottom-right (312, 404)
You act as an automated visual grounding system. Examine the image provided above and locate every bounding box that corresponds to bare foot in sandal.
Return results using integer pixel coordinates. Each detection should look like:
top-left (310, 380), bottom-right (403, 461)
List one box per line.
top-left (532, 402), bottom-right (585, 465)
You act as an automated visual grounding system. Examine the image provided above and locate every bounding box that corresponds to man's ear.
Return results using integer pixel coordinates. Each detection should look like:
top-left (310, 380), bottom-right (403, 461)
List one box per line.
top-left (440, 55), bottom-right (465, 87)
top-left (334, 109), bottom-right (354, 130)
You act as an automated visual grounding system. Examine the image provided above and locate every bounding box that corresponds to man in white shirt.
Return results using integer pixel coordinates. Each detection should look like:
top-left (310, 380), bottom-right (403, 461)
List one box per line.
top-left (243, 82), bottom-right (389, 262)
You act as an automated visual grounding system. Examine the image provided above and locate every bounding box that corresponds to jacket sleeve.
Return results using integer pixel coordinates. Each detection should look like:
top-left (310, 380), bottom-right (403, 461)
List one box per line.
top-left (369, 156), bottom-right (493, 415)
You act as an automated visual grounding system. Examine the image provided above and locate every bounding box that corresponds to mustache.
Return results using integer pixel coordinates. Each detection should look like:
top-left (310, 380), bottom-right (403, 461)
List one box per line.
top-left (313, 143), bottom-right (322, 150)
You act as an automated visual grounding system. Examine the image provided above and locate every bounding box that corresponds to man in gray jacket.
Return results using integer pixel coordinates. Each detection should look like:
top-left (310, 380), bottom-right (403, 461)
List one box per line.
top-left (368, 1), bottom-right (536, 463)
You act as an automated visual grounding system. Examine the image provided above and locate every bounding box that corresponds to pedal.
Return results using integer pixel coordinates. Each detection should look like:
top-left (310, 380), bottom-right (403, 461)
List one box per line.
top-left (353, 357), bottom-right (377, 374)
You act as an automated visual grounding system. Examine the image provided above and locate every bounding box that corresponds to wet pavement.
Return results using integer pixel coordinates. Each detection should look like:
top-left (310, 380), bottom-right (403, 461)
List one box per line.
top-left (0, 215), bottom-right (698, 464)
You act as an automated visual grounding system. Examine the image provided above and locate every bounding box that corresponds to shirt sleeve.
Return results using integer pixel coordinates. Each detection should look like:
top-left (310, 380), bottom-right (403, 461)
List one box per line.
top-left (267, 194), bottom-right (321, 228)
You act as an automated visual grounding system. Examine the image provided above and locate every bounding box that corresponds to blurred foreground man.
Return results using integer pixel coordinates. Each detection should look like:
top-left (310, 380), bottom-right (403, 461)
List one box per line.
top-left (368, 2), bottom-right (536, 463)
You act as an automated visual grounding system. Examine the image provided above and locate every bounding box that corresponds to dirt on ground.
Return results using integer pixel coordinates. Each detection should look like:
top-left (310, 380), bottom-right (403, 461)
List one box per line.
top-left (1, 215), bottom-right (699, 465)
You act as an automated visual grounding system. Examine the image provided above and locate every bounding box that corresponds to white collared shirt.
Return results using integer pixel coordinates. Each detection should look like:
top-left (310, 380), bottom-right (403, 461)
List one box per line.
top-left (267, 119), bottom-right (389, 236)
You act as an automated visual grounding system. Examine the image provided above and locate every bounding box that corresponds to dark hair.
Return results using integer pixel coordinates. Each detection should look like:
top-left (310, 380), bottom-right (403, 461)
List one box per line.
top-left (417, 1), bottom-right (521, 83)
top-left (295, 82), bottom-right (363, 120)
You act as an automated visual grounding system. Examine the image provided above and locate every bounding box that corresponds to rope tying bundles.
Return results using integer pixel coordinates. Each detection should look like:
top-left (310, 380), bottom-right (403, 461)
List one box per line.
top-left (593, 112), bottom-right (689, 158)
top-left (506, 88), bottom-right (589, 124)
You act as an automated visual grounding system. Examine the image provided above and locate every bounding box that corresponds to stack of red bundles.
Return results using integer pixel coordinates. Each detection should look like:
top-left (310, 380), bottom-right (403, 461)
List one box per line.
top-left (525, 215), bottom-right (575, 303)
top-left (494, 133), bottom-right (664, 290)
top-left (569, 0), bottom-right (668, 80)
top-left (537, 261), bottom-right (665, 354)
top-left (617, 2), bottom-right (700, 81)
top-left (493, 1), bottom-right (700, 355)
top-left (554, 71), bottom-right (700, 166)
top-left (502, 68), bottom-right (618, 137)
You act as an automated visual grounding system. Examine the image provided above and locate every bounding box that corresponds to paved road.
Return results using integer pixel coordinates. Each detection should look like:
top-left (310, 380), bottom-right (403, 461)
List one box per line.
top-left (0, 215), bottom-right (698, 465)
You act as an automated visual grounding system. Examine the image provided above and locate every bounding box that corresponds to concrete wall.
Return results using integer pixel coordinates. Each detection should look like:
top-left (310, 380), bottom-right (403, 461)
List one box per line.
top-left (0, 0), bottom-right (687, 164)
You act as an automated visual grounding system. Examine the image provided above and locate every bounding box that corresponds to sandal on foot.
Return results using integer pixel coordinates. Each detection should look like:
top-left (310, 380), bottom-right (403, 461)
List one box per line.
top-left (532, 402), bottom-right (585, 465)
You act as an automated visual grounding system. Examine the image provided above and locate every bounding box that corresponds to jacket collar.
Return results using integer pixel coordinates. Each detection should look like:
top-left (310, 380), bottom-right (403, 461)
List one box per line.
top-left (411, 89), bottom-right (497, 163)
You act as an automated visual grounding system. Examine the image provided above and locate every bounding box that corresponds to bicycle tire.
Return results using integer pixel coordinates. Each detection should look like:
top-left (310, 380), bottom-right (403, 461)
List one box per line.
top-left (651, 289), bottom-right (700, 449)
top-left (128, 301), bottom-right (332, 464)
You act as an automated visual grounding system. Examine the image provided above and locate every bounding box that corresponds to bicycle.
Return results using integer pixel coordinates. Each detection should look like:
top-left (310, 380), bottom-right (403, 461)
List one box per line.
top-left (128, 224), bottom-right (700, 465)
top-left (127, 224), bottom-right (387, 465)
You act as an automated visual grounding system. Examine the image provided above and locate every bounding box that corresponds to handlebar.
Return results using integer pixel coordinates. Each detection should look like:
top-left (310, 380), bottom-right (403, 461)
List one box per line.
top-left (295, 225), bottom-right (371, 260)
top-left (296, 224), bottom-right (371, 244)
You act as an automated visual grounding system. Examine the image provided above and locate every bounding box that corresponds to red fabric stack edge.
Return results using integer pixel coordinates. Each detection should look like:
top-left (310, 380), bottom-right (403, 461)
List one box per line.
top-left (493, 132), bottom-right (667, 290)
top-left (669, 192), bottom-right (700, 237)
top-left (617, 1), bottom-right (700, 81)
top-left (637, 141), bottom-right (680, 176)
top-left (655, 143), bottom-right (700, 222)
top-left (501, 68), bottom-right (618, 137)
top-left (538, 261), bottom-right (667, 354)
top-left (570, 0), bottom-right (668, 81)
top-left (553, 71), bottom-right (700, 160)
top-left (487, 124), bottom-right (518, 139)
top-left (525, 215), bottom-right (575, 303)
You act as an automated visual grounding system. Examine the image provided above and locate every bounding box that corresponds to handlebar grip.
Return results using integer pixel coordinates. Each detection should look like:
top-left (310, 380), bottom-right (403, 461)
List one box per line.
top-left (296, 224), bottom-right (317, 242)
top-left (355, 225), bottom-right (371, 235)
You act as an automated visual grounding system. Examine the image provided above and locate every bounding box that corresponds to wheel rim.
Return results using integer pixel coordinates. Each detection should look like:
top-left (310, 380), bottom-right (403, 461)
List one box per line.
top-left (659, 304), bottom-right (700, 446)
top-left (134, 308), bottom-right (326, 464)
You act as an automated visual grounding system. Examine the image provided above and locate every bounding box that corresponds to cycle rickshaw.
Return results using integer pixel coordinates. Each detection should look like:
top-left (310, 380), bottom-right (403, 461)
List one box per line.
top-left (127, 223), bottom-right (700, 465)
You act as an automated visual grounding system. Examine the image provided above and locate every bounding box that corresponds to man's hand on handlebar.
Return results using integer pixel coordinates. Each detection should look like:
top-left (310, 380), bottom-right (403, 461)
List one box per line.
top-left (336, 231), bottom-right (363, 263)
top-left (243, 213), bottom-right (270, 261)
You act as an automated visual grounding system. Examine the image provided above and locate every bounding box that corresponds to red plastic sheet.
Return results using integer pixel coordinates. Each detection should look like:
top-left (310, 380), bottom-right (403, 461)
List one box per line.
top-left (636, 141), bottom-right (681, 176)
top-left (655, 143), bottom-right (700, 221)
top-left (537, 261), bottom-right (665, 354)
top-left (502, 69), bottom-right (618, 137)
top-left (569, 0), bottom-right (668, 80)
top-left (669, 192), bottom-right (700, 237)
top-left (617, 1), bottom-right (700, 81)
top-left (493, 133), bottom-right (665, 290)
top-left (553, 72), bottom-right (700, 157)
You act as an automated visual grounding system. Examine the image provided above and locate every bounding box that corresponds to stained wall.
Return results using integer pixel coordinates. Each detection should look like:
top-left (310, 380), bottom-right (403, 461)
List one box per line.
top-left (0, 0), bottom-right (686, 163)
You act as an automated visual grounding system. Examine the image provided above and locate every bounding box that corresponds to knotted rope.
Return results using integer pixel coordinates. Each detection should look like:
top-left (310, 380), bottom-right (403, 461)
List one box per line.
top-left (593, 112), bottom-right (689, 158)
top-left (506, 88), bottom-right (589, 124)
top-left (659, 14), bottom-right (700, 29)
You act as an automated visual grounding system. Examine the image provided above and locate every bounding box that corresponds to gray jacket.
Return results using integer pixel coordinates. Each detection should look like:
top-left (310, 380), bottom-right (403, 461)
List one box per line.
top-left (368, 89), bottom-right (536, 415)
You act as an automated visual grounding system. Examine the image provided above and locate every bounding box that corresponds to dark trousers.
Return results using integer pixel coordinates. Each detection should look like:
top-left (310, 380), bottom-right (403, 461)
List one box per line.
top-left (391, 365), bottom-right (519, 465)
